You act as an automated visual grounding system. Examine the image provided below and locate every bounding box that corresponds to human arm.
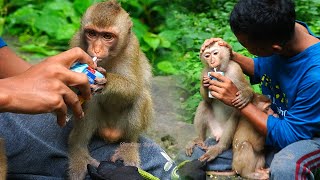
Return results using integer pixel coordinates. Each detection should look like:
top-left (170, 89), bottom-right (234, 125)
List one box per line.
top-left (0, 43), bottom-right (31, 78)
top-left (0, 47), bottom-right (96, 127)
top-left (208, 72), bottom-right (268, 136)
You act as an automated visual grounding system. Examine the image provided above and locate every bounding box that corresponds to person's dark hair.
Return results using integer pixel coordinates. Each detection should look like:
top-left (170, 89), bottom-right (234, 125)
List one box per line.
top-left (230, 0), bottom-right (296, 45)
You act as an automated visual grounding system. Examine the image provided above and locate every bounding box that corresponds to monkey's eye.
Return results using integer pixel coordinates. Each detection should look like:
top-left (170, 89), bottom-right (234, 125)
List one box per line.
top-left (203, 53), bottom-right (211, 59)
top-left (102, 33), bottom-right (114, 40)
top-left (212, 50), bottom-right (219, 55)
top-left (86, 30), bottom-right (97, 38)
top-left (264, 105), bottom-right (271, 113)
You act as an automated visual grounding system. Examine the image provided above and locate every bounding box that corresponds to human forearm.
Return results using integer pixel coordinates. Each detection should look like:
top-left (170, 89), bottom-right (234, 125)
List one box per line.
top-left (0, 46), bottom-right (31, 78)
top-left (239, 102), bottom-right (268, 136)
top-left (232, 51), bottom-right (254, 76)
top-left (0, 80), bottom-right (11, 112)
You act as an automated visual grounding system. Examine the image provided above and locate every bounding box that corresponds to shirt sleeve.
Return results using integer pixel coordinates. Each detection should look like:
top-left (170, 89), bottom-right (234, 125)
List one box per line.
top-left (249, 57), bottom-right (262, 84)
top-left (0, 37), bottom-right (7, 48)
top-left (266, 67), bottom-right (320, 149)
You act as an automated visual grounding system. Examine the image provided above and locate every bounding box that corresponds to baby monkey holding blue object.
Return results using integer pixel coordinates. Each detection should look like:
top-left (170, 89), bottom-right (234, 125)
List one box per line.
top-left (186, 40), bottom-right (253, 162)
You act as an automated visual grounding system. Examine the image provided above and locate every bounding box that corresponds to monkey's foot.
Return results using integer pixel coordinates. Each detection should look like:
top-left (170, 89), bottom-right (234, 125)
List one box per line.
top-left (185, 139), bottom-right (207, 156)
top-left (111, 143), bottom-right (141, 167)
top-left (69, 157), bottom-right (99, 180)
top-left (185, 140), bottom-right (197, 156)
top-left (198, 146), bottom-right (221, 162)
top-left (244, 168), bottom-right (270, 180)
top-left (245, 171), bottom-right (269, 180)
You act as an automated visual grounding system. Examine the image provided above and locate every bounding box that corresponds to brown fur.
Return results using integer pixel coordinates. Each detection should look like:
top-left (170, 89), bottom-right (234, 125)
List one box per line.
top-left (186, 41), bottom-right (253, 162)
top-left (0, 138), bottom-right (7, 180)
top-left (68, 1), bottom-right (153, 179)
top-left (232, 94), bottom-right (272, 180)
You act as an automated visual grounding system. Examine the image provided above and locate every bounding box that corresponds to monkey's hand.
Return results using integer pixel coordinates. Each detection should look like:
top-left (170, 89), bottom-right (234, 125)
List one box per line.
top-left (232, 90), bottom-right (252, 109)
top-left (90, 66), bottom-right (107, 94)
top-left (200, 38), bottom-right (233, 59)
top-left (203, 75), bottom-right (211, 88)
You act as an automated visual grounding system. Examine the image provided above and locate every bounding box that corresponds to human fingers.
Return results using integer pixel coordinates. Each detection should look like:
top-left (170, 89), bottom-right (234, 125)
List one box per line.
top-left (54, 100), bottom-right (68, 127)
top-left (217, 40), bottom-right (231, 48)
top-left (48, 47), bottom-right (95, 69)
top-left (63, 86), bottom-right (84, 120)
top-left (63, 70), bottom-right (92, 100)
top-left (209, 72), bottom-right (227, 83)
top-left (200, 38), bottom-right (223, 53)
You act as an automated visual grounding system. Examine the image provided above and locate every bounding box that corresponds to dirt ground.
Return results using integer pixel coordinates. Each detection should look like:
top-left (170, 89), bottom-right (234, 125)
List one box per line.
top-left (145, 76), bottom-right (196, 160)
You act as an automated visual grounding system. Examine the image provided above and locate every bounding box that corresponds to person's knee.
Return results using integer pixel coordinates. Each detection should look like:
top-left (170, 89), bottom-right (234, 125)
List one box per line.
top-left (270, 151), bottom-right (296, 178)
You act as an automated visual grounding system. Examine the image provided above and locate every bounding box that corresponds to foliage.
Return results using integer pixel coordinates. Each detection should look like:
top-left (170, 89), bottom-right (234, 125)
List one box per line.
top-left (2, 0), bottom-right (320, 123)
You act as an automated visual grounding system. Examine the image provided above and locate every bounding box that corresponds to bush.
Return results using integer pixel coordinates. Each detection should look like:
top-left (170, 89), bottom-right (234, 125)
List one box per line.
top-left (2, 0), bottom-right (320, 123)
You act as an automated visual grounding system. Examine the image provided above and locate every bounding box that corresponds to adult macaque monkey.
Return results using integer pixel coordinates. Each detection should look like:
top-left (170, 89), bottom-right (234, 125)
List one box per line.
top-left (233, 94), bottom-right (276, 180)
top-left (186, 39), bottom-right (253, 162)
top-left (68, 1), bottom-right (153, 179)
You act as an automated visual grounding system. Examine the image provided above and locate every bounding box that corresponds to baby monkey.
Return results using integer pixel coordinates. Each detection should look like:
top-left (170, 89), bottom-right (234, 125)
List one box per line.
top-left (233, 93), bottom-right (277, 180)
top-left (186, 40), bottom-right (253, 162)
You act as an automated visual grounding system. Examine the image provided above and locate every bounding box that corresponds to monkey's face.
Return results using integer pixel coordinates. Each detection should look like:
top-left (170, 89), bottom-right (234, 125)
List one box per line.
top-left (200, 43), bottom-right (230, 71)
top-left (83, 26), bottom-right (119, 60)
top-left (256, 99), bottom-right (279, 117)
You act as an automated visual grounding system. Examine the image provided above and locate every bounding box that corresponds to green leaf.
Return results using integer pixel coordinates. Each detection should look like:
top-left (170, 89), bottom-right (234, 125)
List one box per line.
top-left (158, 30), bottom-right (178, 44)
top-left (73, 0), bottom-right (92, 14)
top-left (35, 35), bottom-right (49, 46)
top-left (20, 44), bottom-right (59, 56)
top-left (157, 61), bottom-right (178, 74)
top-left (143, 32), bottom-right (160, 51)
top-left (0, 18), bottom-right (4, 35)
top-left (7, 5), bottom-right (39, 27)
top-left (34, 14), bottom-right (67, 37)
top-left (132, 18), bottom-right (149, 41)
top-left (56, 24), bottom-right (77, 40)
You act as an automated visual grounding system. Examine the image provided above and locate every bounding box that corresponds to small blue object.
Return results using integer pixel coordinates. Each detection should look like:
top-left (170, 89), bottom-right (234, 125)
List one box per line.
top-left (0, 37), bottom-right (7, 48)
top-left (70, 62), bottom-right (104, 84)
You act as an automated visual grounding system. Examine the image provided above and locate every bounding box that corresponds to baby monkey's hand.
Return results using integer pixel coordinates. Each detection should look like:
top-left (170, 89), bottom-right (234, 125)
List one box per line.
top-left (203, 75), bottom-right (211, 88)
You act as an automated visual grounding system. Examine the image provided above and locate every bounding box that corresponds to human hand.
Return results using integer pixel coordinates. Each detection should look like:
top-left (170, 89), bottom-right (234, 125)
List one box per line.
top-left (207, 72), bottom-right (239, 106)
top-left (0, 47), bottom-right (95, 127)
top-left (200, 38), bottom-right (233, 59)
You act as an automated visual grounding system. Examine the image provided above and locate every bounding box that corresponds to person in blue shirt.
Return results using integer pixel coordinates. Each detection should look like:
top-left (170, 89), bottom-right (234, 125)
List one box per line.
top-left (200, 0), bottom-right (320, 179)
top-left (0, 37), bottom-right (174, 179)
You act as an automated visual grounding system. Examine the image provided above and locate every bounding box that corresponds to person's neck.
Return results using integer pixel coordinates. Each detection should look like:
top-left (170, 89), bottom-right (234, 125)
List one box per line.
top-left (280, 23), bottom-right (320, 57)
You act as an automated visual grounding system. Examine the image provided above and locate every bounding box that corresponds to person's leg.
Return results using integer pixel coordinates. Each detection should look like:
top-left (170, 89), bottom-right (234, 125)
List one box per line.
top-left (0, 112), bottom-right (70, 179)
top-left (89, 136), bottom-right (175, 179)
top-left (0, 112), bottom-right (174, 179)
top-left (270, 138), bottom-right (320, 180)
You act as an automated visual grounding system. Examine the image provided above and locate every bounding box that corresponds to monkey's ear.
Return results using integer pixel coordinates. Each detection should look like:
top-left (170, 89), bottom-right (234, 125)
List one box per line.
top-left (129, 21), bottom-right (133, 31)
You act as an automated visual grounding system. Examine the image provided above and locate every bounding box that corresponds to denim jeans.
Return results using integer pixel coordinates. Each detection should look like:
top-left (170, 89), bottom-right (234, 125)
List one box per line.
top-left (0, 112), bottom-right (174, 179)
top-left (181, 137), bottom-right (320, 179)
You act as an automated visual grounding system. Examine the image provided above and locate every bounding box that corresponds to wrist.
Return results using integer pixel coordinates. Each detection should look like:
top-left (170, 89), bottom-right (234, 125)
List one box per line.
top-left (0, 79), bottom-right (13, 112)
